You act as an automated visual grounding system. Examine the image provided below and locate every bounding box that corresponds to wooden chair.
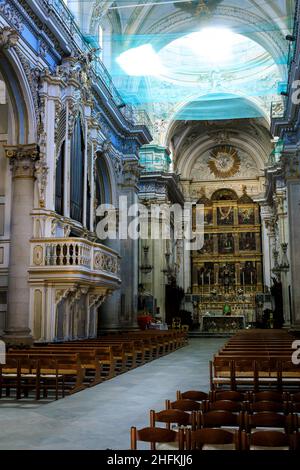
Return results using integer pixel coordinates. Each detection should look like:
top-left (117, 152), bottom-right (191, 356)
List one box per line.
top-left (166, 399), bottom-right (201, 412)
top-left (176, 390), bottom-right (208, 404)
top-left (199, 410), bottom-right (243, 431)
top-left (206, 400), bottom-right (244, 412)
top-left (210, 390), bottom-right (247, 402)
top-left (150, 409), bottom-right (196, 430)
top-left (232, 359), bottom-right (258, 391)
top-left (279, 360), bottom-right (300, 390)
top-left (18, 356), bottom-right (41, 400)
top-left (244, 411), bottom-right (293, 433)
top-left (0, 357), bottom-right (20, 399)
top-left (210, 359), bottom-right (234, 390)
top-left (130, 426), bottom-right (184, 450)
top-left (185, 428), bottom-right (240, 450)
top-left (251, 391), bottom-right (288, 402)
top-left (248, 401), bottom-right (288, 414)
top-left (242, 430), bottom-right (291, 450)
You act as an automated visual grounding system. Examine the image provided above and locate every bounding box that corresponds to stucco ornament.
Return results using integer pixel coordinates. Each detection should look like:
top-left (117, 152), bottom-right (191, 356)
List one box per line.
top-left (208, 145), bottom-right (241, 178)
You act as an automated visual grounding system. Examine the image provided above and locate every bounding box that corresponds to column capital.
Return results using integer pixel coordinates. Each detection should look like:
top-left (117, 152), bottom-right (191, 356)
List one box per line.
top-left (5, 143), bottom-right (39, 178)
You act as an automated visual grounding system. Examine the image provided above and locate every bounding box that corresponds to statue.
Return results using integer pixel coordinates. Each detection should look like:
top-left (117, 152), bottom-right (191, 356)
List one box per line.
top-left (223, 303), bottom-right (232, 316)
top-left (220, 264), bottom-right (234, 292)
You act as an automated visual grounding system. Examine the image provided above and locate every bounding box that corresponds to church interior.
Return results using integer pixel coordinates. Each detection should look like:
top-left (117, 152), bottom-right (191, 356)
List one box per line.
top-left (1, 0), bottom-right (300, 452)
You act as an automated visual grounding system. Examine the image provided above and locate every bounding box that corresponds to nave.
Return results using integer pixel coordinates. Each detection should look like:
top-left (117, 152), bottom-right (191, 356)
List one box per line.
top-left (0, 339), bottom-right (224, 450)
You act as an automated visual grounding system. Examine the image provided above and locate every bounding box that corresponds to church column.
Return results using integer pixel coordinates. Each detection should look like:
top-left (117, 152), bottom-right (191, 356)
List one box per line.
top-left (3, 144), bottom-right (38, 345)
top-left (275, 190), bottom-right (291, 327)
top-left (260, 205), bottom-right (275, 290)
top-left (285, 154), bottom-right (300, 327)
top-left (118, 159), bottom-right (140, 329)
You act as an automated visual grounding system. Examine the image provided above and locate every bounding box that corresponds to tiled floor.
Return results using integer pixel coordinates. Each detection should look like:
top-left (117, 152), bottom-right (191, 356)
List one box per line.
top-left (0, 338), bottom-right (225, 450)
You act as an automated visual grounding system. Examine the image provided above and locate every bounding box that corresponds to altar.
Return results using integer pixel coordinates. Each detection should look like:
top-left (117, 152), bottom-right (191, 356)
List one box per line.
top-left (201, 315), bottom-right (246, 333)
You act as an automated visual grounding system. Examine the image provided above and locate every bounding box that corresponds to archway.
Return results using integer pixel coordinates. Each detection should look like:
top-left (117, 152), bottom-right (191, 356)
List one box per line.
top-left (0, 47), bottom-right (37, 343)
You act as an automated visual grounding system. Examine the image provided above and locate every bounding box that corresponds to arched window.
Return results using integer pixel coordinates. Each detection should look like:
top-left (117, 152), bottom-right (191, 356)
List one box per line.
top-left (95, 155), bottom-right (112, 240)
top-left (70, 117), bottom-right (85, 223)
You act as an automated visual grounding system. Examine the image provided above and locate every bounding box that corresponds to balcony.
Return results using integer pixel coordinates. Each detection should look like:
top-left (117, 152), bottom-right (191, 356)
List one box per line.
top-left (29, 238), bottom-right (121, 288)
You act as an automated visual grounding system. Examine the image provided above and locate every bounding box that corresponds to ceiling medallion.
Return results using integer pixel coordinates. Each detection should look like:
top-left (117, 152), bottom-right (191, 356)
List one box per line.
top-left (208, 145), bottom-right (241, 178)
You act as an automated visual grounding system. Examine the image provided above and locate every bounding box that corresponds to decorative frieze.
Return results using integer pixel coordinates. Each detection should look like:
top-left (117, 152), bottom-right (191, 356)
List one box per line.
top-left (94, 251), bottom-right (120, 275)
top-left (0, 1), bottom-right (23, 33)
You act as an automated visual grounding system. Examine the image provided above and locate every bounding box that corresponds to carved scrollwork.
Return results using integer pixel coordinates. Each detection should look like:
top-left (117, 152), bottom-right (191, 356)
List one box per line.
top-left (34, 158), bottom-right (48, 208)
top-left (94, 252), bottom-right (120, 274)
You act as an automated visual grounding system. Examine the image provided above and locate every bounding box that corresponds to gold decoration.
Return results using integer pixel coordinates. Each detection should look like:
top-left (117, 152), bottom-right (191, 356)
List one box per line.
top-left (208, 145), bottom-right (241, 179)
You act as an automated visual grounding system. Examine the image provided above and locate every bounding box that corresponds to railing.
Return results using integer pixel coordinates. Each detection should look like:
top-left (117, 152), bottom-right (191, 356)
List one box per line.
top-left (45, 240), bottom-right (91, 268)
top-left (31, 238), bottom-right (120, 276)
top-left (121, 105), bottom-right (153, 129)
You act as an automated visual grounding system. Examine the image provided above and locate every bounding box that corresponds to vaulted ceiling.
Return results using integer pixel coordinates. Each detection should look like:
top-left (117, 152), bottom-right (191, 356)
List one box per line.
top-left (66, 1), bottom-right (296, 148)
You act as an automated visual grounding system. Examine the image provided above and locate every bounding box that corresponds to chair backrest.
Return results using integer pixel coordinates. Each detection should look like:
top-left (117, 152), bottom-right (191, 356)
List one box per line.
top-left (150, 409), bottom-right (194, 429)
top-left (167, 399), bottom-right (201, 412)
top-left (250, 401), bottom-right (287, 413)
top-left (130, 426), bottom-right (184, 450)
top-left (245, 411), bottom-right (289, 432)
top-left (177, 390), bottom-right (208, 402)
top-left (212, 390), bottom-right (246, 402)
top-left (207, 400), bottom-right (243, 412)
top-left (200, 410), bottom-right (242, 428)
top-left (252, 391), bottom-right (286, 402)
top-left (186, 428), bottom-right (239, 450)
top-left (245, 430), bottom-right (290, 450)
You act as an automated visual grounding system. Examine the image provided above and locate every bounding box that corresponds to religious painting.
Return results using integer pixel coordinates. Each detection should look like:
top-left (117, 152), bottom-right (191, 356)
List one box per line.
top-left (238, 207), bottom-right (255, 225)
top-left (218, 233), bottom-right (234, 254)
top-left (217, 206), bottom-right (234, 225)
top-left (199, 234), bottom-right (214, 254)
top-left (199, 263), bottom-right (214, 286)
top-left (241, 261), bottom-right (257, 285)
top-left (239, 232), bottom-right (256, 251)
top-left (204, 209), bottom-right (213, 226)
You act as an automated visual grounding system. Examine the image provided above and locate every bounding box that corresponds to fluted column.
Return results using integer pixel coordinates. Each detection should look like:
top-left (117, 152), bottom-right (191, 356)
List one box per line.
top-left (4, 144), bottom-right (38, 345)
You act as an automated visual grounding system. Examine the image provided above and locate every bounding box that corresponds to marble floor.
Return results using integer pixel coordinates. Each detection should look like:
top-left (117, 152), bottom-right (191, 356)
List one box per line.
top-left (0, 338), bottom-right (225, 450)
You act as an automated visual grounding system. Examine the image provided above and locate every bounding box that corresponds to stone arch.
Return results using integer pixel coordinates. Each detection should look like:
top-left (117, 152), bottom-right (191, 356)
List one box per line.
top-left (0, 47), bottom-right (37, 145)
top-left (95, 150), bottom-right (118, 206)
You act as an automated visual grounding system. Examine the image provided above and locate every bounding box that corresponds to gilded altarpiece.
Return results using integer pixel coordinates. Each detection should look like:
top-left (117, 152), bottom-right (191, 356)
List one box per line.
top-left (192, 188), bottom-right (263, 326)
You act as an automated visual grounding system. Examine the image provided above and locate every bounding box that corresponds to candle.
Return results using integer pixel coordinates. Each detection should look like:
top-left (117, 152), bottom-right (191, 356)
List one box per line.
top-left (250, 272), bottom-right (253, 285)
top-left (242, 272), bottom-right (245, 286)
